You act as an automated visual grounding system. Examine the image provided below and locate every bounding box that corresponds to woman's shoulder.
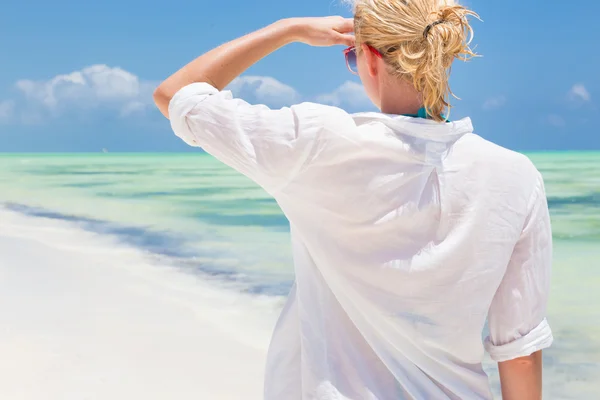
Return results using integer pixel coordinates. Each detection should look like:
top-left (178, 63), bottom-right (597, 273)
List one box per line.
top-left (290, 102), bottom-right (357, 135)
top-left (461, 134), bottom-right (536, 165)
top-left (458, 134), bottom-right (543, 187)
top-left (291, 101), bottom-right (353, 120)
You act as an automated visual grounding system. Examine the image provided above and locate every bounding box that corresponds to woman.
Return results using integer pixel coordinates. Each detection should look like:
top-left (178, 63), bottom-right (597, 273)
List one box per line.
top-left (154, 1), bottom-right (553, 399)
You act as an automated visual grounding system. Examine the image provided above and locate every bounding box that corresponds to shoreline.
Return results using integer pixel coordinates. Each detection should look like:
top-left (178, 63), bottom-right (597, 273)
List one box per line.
top-left (1, 204), bottom-right (599, 399)
top-left (0, 209), bottom-right (278, 400)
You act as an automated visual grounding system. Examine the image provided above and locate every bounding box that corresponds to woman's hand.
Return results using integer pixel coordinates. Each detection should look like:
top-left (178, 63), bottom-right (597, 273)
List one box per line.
top-left (289, 17), bottom-right (355, 47)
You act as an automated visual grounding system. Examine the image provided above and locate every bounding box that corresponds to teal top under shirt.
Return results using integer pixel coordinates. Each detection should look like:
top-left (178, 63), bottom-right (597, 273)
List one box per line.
top-left (404, 107), bottom-right (449, 122)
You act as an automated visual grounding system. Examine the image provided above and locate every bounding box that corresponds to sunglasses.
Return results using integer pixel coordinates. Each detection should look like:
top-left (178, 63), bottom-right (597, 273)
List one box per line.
top-left (343, 45), bottom-right (383, 75)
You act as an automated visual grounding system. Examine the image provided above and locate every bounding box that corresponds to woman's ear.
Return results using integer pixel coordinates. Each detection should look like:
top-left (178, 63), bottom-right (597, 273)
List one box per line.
top-left (361, 44), bottom-right (379, 78)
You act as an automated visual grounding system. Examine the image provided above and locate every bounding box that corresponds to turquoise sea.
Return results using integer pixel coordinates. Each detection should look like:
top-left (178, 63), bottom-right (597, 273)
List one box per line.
top-left (1, 152), bottom-right (599, 398)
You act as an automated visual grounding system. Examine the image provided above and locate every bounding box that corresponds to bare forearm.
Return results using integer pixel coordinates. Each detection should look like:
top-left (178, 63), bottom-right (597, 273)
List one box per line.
top-left (153, 19), bottom-right (300, 118)
top-left (498, 351), bottom-right (543, 400)
top-left (153, 16), bottom-right (354, 118)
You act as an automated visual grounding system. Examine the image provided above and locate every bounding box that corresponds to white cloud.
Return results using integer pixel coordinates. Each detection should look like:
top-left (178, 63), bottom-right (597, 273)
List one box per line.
top-left (546, 114), bottom-right (566, 128)
top-left (227, 76), bottom-right (299, 108)
top-left (227, 78), bottom-right (374, 112)
top-left (316, 81), bottom-right (373, 110)
top-left (15, 65), bottom-right (156, 118)
top-left (0, 100), bottom-right (15, 123)
top-left (482, 96), bottom-right (506, 111)
top-left (5, 68), bottom-right (377, 124)
top-left (568, 84), bottom-right (591, 102)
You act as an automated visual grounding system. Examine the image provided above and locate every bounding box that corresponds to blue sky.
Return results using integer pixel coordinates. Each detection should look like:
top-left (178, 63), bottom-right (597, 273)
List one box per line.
top-left (0, 0), bottom-right (598, 152)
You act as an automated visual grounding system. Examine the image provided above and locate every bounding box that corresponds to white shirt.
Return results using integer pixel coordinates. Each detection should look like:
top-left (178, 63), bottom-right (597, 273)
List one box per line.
top-left (169, 83), bottom-right (553, 400)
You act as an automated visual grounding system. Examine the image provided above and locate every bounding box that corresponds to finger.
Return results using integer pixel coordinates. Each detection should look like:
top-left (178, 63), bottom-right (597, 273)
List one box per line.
top-left (336, 18), bottom-right (355, 34)
top-left (335, 33), bottom-right (355, 47)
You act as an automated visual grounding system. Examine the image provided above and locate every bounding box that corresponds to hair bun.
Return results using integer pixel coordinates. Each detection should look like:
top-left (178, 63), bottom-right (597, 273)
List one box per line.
top-left (423, 5), bottom-right (478, 59)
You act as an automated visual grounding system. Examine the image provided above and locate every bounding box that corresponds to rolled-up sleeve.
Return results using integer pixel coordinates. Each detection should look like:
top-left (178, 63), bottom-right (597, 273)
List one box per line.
top-left (168, 82), bottom-right (340, 193)
top-left (485, 174), bottom-right (554, 362)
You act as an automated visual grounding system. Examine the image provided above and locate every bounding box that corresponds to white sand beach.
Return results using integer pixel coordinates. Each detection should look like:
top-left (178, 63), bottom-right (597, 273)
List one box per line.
top-left (0, 209), bottom-right (280, 400)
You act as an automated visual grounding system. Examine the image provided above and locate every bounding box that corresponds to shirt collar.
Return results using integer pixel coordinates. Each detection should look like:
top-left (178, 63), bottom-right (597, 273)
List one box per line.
top-left (350, 112), bottom-right (473, 144)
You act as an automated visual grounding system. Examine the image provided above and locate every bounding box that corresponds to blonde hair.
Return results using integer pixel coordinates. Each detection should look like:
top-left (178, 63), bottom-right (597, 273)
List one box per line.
top-left (351, 0), bottom-right (479, 122)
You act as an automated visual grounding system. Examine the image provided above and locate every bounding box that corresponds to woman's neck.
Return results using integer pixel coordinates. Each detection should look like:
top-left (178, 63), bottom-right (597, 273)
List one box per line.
top-left (378, 76), bottom-right (422, 116)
